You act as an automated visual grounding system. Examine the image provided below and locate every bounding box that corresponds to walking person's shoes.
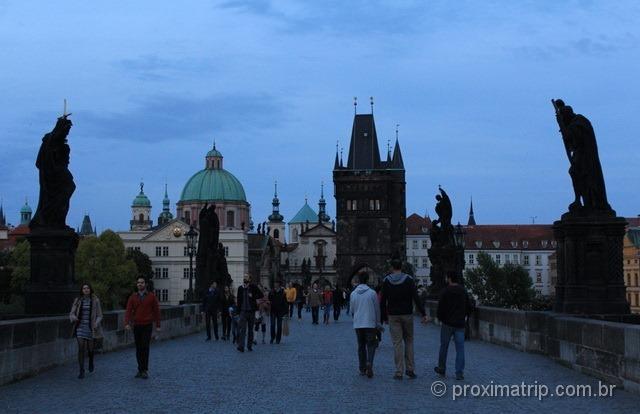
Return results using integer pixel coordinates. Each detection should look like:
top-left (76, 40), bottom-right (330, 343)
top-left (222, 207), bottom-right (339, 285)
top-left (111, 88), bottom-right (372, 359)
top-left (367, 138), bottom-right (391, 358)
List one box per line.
top-left (434, 366), bottom-right (446, 377)
top-left (236, 346), bottom-right (244, 353)
top-left (455, 372), bottom-right (464, 381)
top-left (405, 371), bottom-right (417, 379)
top-left (141, 371), bottom-right (149, 380)
top-left (393, 373), bottom-right (403, 380)
top-left (135, 371), bottom-right (143, 378)
top-left (247, 346), bottom-right (253, 352)
top-left (366, 364), bottom-right (374, 378)
top-left (78, 370), bottom-right (85, 379)
top-left (88, 360), bottom-right (94, 373)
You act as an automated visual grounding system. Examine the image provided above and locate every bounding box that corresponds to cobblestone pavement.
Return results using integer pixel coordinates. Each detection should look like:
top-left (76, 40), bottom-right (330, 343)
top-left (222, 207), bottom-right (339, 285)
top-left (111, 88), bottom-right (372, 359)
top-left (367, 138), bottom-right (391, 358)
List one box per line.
top-left (1, 312), bottom-right (639, 413)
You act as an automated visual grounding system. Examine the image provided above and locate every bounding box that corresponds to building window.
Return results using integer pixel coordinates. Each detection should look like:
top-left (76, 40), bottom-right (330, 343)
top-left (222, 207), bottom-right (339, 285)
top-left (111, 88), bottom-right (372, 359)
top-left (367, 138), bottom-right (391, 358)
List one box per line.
top-left (184, 211), bottom-right (190, 225)
top-left (224, 247), bottom-right (229, 257)
top-left (183, 268), bottom-right (189, 279)
top-left (505, 254), bottom-right (510, 264)
top-left (535, 255), bottom-right (541, 266)
top-left (162, 268), bottom-right (169, 279)
top-left (155, 289), bottom-right (169, 302)
top-left (524, 255), bottom-right (530, 266)
top-left (184, 246), bottom-right (188, 256)
top-left (422, 258), bottom-right (428, 268)
top-left (495, 255), bottom-right (501, 265)
top-left (155, 246), bottom-right (162, 256)
top-left (162, 246), bottom-right (169, 256)
top-left (346, 200), bottom-right (351, 211)
top-left (352, 200), bottom-right (358, 210)
top-left (536, 272), bottom-right (542, 284)
top-left (154, 268), bottom-right (161, 279)
top-left (183, 290), bottom-right (188, 300)
top-left (226, 210), bottom-right (235, 228)
top-left (468, 254), bottom-right (474, 265)
top-left (412, 257), bottom-right (418, 267)
top-left (375, 200), bottom-right (381, 210)
top-left (635, 274), bottom-right (638, 286)
top-left (412, 240), bottom-right (418, 249)
top-left (369, 199), bottom-right (375, 210)
top-left (513, 255), bottom-right (519, 264)
top-left (422, 240), bottom-right (428, 249)
top-left (292, 229), bottom-right (299, 242)
top-left (274, 229), bottom-right (280, 239)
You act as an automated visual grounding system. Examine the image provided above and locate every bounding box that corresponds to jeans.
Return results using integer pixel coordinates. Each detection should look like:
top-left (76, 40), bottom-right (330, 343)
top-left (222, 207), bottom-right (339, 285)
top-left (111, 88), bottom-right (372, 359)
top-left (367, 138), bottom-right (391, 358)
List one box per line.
top-left (238, 311), bottom-right (255, 349)
top-left (133, 324), bottom-right (153, 372)
top-left (270, 314), bottom-right (283, 342)
top-left (333, 304), bottom-right (341, 321)
top-left (311, 306), bottom-right (320, 324)
top-left (323, 304), bottom-right (332, 322)
top-left (205, 311), bottom-right (219, 339)
top-left (355, 328), bottom-right (378, 371)
top-left (438, 324), bottom-right (465, 375)
top-left (388, 314), bottom-right (415, 375)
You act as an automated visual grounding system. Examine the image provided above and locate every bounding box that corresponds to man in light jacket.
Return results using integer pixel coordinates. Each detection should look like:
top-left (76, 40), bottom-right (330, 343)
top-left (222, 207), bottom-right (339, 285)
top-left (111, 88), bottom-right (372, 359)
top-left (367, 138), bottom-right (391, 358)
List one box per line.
top-left (350, 271), bottom-right (381, 378)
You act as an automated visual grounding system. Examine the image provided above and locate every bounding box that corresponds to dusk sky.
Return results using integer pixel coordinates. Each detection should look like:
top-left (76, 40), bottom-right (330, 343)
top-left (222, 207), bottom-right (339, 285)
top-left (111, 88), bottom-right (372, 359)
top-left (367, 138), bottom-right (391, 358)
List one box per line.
top-left (1, 1), bottom-right (639, 232)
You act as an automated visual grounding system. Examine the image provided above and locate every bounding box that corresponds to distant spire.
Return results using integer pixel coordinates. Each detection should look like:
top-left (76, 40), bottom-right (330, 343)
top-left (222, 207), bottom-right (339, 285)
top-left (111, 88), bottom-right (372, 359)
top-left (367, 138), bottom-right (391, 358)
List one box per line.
top-left (334, 140), bottom-right (340, 169)
top-left (391, 137), bottom-right (404, 169)
top-left (318, 181), bottom-right (329, 223)
top-left (353, 97), bottom-right (357, 115)
top-left (339, 147), bottom-right (344, 167)
top-left (386, 139), bottom-right (391, 163)
top-left (269, 180), bottom-right (283, 222)
top-left (0, 200), bottom-right (5, 226)
top-left (467, 197), bottom-right (476, 226)
top-left (370, 96), bottom-right (374, 114)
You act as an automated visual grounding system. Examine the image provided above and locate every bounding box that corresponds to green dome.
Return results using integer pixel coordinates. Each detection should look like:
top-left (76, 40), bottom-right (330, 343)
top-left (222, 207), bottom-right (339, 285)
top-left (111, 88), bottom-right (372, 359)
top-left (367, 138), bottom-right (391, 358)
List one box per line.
top-left (180, 169), bottom-right (247, 202)
top-left (20, 202), bottom-right (32, 214)
top-left (132, 186), bottom-right (151, 207)
top-left (207, 148), bottom-right (223, 158)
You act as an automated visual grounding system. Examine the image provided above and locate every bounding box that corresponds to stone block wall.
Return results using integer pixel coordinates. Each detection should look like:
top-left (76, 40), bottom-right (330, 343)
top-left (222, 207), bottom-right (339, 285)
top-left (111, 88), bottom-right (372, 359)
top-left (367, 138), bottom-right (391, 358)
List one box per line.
top-left (0, 304), bottom-right (202, 385)
top-left (424, 300), bottom-right (640, 393)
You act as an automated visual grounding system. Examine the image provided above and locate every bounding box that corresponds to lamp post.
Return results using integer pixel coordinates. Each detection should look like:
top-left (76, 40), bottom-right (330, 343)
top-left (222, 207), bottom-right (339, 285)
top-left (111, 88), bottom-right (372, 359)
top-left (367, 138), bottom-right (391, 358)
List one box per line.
top-left (185, 225), bottom-right (198, 302)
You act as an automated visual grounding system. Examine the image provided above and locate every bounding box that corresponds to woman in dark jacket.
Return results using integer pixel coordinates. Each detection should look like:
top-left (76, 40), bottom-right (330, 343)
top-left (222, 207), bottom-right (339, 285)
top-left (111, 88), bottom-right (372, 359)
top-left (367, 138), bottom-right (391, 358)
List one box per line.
top-left (219, 285), bottom-right (235, 341)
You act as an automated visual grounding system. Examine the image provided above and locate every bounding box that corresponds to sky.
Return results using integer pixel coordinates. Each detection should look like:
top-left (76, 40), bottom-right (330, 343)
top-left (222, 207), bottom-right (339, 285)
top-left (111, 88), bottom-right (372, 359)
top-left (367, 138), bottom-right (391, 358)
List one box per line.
top-left (1, 0), bottom-right (639, 231)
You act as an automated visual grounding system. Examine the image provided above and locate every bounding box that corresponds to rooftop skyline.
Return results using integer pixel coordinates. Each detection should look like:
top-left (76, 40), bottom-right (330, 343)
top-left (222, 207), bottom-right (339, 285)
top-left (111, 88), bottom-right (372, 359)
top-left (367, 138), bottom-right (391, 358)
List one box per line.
top-left (1, 1), bottom-right (639, 231)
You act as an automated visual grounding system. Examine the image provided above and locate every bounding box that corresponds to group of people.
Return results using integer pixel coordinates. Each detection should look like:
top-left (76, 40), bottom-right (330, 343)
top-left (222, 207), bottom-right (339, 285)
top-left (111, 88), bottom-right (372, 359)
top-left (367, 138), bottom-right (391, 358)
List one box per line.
top-left (349, 259), bottom-right (473, 380)
top-left (68, 262), bottom-right (472, 382)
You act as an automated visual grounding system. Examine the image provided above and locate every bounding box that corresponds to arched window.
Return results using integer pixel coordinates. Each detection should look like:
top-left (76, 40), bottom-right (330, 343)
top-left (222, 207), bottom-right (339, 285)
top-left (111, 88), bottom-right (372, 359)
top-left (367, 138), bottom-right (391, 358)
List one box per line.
top-left (292, 228), bottom-right (298, 242)
top-left (274, 229), bottom-right (280, 239)
top-left (139, 213), bottom-right (144, 222)
top-left (226, 210), bottom-right (235, 228)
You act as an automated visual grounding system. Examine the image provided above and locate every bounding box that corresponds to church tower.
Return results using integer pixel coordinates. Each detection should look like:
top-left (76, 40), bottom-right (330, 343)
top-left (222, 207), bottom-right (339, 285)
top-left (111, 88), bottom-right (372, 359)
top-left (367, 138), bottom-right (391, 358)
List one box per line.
top-left (157, 184), bottom-right (174, 226)
top-left (333, 106), bottom-right (406, 284)
top-left (318, 182), bottom-right (330, 224)
top-left (130, 182), bottom-right (153, 230)
top-left (267, 181), bottom-right (285, 241)
top-left (20, 199), bottom-right (32, 226)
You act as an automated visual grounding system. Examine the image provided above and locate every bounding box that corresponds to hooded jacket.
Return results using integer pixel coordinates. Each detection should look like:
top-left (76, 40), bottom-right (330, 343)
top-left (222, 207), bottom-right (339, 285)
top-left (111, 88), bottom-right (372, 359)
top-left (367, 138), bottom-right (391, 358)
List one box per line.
top-left (380, 272), bottom-right (426, 321)
top-left (349, 284), bottom-right (381, 329)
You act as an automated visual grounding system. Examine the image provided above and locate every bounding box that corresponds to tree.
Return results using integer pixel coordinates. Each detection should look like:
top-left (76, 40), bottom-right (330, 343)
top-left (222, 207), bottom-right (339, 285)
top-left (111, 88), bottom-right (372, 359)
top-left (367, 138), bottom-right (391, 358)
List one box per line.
top-left (126, 249), bottom-right (153, 279)
top-left (75, 230), bottom-right (138, 310)
top-left (9, 241), bottom-right (30, 294)
top-left (464, 251), bottom-right (536, 309)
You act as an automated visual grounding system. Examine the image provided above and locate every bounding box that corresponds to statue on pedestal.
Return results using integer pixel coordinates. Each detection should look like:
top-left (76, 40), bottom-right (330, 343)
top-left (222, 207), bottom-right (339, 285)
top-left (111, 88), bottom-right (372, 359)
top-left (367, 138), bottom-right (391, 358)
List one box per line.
top-left (196, 204), bottom-right (220, 296)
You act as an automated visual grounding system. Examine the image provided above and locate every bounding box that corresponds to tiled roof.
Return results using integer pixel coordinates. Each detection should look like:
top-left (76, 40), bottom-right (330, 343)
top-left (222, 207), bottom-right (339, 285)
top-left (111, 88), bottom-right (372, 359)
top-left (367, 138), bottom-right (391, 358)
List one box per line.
top-left (406, 213), bottom-right (431, 235)
top-left (463, 224), bottom-right (555, 251)
top-left (289, 202), bottom-right (318, 224)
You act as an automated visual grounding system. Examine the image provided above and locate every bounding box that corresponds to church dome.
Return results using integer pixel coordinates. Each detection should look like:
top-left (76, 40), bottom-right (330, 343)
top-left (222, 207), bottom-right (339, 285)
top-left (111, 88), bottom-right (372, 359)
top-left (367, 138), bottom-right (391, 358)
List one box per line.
top-left (132, 184), bottom-right (151, 207)
top-left (179, 146), bottom-right (247, 203)
top-left (20, 201), bottom-right (32, 214)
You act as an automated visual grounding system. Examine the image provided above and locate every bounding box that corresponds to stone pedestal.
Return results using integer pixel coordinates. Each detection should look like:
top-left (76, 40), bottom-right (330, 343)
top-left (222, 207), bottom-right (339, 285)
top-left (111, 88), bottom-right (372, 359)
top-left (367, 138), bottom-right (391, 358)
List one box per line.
top-left (553, 213), bottom-right (630, 315)
top-left (427, 244), bottom-right (465, 299)
top-left (25, 228), bottom-right (79, 315)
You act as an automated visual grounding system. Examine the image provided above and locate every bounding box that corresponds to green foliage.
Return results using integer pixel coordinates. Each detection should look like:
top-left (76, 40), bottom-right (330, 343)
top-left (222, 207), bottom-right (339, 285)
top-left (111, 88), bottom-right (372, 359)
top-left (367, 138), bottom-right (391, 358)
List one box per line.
top-left (75, 230), bottom-right (137, 310)
top-left (126, 249), bottom-right (153, 279)
top-left (9, 241), bottom-right (30, 293)
top-left (464, 251), bottom-right (537, 309)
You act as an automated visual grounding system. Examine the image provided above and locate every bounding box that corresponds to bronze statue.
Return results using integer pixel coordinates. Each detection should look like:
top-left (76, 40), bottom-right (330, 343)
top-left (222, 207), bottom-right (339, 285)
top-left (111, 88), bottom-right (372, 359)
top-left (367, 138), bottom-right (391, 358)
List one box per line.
top-left (195, 204), bottom-right (219, 295)
top-left (552, 99), bottom-right (612, 214)
top-left (30, 116), bottom-right (76, 230)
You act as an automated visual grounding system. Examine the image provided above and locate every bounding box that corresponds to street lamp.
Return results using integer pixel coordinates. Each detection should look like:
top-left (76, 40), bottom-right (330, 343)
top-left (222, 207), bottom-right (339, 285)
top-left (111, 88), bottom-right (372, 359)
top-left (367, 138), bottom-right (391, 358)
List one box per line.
top-left (185, 225), bottom-right (198, 302)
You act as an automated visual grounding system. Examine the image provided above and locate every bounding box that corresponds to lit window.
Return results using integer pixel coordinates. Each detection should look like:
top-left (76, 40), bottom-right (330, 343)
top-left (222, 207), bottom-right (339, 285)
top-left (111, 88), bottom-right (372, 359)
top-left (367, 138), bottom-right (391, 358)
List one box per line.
top-left (369, 199), bottom-right (375, 210)
top-left (375, 200), bottom-right (381, 210)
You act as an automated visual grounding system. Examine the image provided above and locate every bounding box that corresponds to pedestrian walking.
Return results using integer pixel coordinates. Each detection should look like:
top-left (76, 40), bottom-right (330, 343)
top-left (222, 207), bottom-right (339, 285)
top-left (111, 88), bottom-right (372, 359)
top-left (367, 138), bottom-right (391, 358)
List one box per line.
top-left (254, 286), bottom-right (270, 344)
top-left (295, 283), bottom-right (305, 320)
top-left (322, 285), bottom-right (333, 324)
top-left (236, 275), bottom-right (263, 352)
top-left (285, 282), bottom-right (297, 318)
top-left (307, 282), bottom-right (323, 325)
top-left (219, 286), bottom-right (234, 341)
top-left (201, 281), bottom-right (220, 341)
top-left (124, 277), bottom-right (161, 379)
top-left (332, 284), bottom-right (344, 321)
top-left (269, 280), bottom-right (288, 343)
top-left (350, 272), bottom-right (381, 378)
top-left (69, 283), bottom-right (103, 379)
top-left (380, 259), bottom-right (428, 380)
top-left (435, 272), bottom-right (474, 380)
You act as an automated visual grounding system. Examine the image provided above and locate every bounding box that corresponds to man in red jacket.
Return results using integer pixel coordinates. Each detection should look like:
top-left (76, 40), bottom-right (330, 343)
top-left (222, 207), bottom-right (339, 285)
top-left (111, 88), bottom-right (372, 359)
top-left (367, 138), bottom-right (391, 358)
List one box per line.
top-left (125, 277), bottom-right (161, 379)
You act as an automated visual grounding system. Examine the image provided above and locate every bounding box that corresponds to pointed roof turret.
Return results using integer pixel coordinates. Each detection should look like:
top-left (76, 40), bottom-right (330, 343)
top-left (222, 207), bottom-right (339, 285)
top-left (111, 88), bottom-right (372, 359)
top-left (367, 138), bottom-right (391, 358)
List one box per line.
top-left (391, 138), bottom-right (404, 169)
top-left (318, 181), bottom-right (330, 223)
top-left (289, 199), bottom-right (318, 224)
top-left (467, 197), bottom-right (476, 226)
top-left (0, 201), bottom-right (5, 227)
top-left (268, 181), bottom-right (284, 222)
top-left (79, 214), bottom-right (96, 236)
top-left (158, 183), bottom-right (174, 225)
top-left (346, 114), bottom-right (382, 170)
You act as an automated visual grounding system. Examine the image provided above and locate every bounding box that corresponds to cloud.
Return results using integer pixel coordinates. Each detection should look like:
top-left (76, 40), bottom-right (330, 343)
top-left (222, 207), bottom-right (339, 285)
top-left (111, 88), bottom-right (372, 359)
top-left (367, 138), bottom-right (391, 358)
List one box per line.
top-left (78, 93), bottom-right (287, 143)
top-left (116, 55), bottom-right (217, 82)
